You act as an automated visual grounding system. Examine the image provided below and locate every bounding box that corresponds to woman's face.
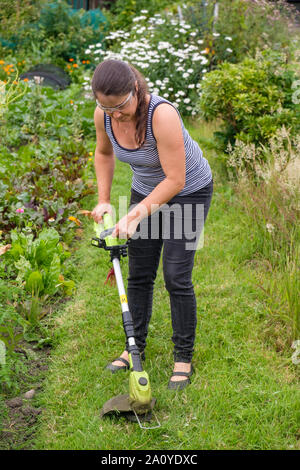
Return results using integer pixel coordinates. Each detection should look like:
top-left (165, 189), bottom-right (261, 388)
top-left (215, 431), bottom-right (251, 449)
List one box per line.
top-left (96, 90), bottom-right (137, 122)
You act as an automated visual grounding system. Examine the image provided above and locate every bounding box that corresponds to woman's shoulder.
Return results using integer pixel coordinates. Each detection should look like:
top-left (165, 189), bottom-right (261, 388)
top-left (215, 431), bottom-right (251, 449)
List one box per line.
top-left (151, 98), bottom-right (182, 142)
top-left (151, 95), bottom-right (181, 124)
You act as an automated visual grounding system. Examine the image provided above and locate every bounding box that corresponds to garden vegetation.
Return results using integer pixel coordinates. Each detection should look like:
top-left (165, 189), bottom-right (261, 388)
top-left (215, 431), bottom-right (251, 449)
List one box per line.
top-left (0, 0), bottom-right (299, 450)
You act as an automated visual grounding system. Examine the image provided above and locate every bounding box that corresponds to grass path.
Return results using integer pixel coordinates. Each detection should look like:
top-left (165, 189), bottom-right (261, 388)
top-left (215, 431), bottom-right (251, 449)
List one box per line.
top-left (34, 122), bottom-right (299, 450)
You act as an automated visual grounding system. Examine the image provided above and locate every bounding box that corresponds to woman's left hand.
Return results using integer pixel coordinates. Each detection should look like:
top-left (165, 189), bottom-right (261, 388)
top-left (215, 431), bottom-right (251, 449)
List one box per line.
top-left (112, 214), bottom-right (140, 240)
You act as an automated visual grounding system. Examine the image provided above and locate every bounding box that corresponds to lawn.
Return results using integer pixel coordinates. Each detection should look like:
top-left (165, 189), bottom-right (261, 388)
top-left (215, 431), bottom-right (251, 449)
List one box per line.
top-left (33, 121), bottom-right (300, 450)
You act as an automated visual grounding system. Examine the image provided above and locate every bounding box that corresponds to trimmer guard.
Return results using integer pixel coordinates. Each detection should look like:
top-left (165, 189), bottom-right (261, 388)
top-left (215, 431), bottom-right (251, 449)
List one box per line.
top-left (100, 393), bottom-right (156, 418)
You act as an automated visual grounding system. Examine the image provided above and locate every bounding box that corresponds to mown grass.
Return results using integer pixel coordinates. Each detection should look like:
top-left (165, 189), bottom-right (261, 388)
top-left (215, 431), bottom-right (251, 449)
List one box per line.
top-left (33, 121), bottom-right (300, 450)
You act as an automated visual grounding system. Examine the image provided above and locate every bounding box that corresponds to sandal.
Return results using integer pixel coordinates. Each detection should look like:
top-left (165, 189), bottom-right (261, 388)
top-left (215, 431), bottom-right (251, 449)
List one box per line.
top-left (105, 357), bottom-right (130, 373)
top-left (105, 351), bottom-right (145, 374)
top-left (167, 365), bottom-right (194, 390)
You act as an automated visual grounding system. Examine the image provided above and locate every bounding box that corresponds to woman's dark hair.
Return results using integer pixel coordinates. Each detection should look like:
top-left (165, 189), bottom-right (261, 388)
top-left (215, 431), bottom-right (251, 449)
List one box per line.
top-left (91, 59), bottom-right (149, 147)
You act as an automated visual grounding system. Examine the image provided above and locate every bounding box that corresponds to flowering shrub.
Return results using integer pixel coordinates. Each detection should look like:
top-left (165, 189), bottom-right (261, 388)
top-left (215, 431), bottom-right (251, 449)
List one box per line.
top-left (83, 10), bottom-right (234, 116)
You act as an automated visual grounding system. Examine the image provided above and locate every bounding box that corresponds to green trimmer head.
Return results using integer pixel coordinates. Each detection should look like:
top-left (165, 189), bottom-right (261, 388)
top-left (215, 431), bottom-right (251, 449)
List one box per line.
top-left (92, 214), bottom-right (160, 429)
top-left (100, 394), bottom-right (157, 426)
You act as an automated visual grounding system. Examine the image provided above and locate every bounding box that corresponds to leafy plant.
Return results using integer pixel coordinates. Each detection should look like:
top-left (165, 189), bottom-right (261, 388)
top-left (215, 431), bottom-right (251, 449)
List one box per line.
top-left (0, 312), bottom-right (24, 354)
top-left (0, 81), bottom-right (95, 241)
top-left (4, 227), bottom-right (74, 298)
top-left (198, 50), bottom-right (300, 151)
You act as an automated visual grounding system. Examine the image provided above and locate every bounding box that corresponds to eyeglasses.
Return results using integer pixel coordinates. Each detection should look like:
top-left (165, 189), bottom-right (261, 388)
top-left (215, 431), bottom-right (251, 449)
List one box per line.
top-left (96, 90), bottom-right (133, 113)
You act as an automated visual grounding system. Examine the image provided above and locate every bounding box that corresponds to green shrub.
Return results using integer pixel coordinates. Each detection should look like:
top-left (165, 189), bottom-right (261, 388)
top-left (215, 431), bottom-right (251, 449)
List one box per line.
top-left (0, 1), bottom-right (108, 65)
top-left (198, 50), bottom-right (300, 151)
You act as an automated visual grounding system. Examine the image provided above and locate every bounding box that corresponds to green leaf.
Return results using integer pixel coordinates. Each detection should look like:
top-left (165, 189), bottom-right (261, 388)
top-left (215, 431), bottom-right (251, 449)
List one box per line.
top-left (44, 253), bottom-right (61, 295)
top-left (15, 256), bottom-right (32, 285)
top-left (61, 279), bottom-right (75, 296)
top-left (26, 270), bottom-right (44, 295)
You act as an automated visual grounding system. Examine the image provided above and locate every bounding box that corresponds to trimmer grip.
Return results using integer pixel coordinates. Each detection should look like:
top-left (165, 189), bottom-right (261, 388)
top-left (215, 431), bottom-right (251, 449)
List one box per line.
top-left (103, 212), bottom-right (114, 230)
top-left (102, 213), bottom-right (118, 246)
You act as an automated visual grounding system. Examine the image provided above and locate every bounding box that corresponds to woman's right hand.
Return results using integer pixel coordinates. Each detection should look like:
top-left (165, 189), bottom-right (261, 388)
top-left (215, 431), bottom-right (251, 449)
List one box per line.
top-left (91, 201), bottom-right (114, 224)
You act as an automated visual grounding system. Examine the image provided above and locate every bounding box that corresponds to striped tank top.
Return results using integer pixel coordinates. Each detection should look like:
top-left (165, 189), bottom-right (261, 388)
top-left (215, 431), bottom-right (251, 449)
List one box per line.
top-left (104, 93), bottom-right (212, 196)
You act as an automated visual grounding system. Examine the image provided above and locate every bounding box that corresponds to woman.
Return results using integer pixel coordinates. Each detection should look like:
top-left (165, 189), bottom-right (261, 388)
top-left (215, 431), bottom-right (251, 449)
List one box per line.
top-left (91, 59), bottom-right (213, 390)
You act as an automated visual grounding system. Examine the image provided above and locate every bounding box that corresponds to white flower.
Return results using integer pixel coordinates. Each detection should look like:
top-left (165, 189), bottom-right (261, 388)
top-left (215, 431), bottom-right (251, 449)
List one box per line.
top-left (213, 32), bottom-right (220, 37)
top-left (225, 36), bottom-right (232, 41)
top-left (158, 41), bottom-right (171, 50)
top-left (188, 84), bottom-right (195, 89)
top-left (187, 68), bottom-right (194, 73)
top-left (132, 15), bottom-right (147, 22)
top-left (197, 39), bottom-right (204, 44)
top-left (33, 76), bottom-right (44, 85)
top-left (266, 223), bottom-right (275, 233)
top-left (163, 93), bottom-right (169, 98)
top-left (226, 48), bottom-right (233, 53)
top-left (184, 98), bottom-right (191, 104)
top-left (183, 73), bottom-right (189, 78)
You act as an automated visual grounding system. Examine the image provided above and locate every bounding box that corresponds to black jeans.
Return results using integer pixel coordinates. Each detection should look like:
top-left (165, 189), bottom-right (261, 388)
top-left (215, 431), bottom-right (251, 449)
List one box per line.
top-left (126, 178), bottom-right (213, 363)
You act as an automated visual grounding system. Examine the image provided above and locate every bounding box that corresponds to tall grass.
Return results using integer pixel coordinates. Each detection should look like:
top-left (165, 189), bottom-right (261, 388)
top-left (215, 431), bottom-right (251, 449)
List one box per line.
top-left (227, 128), bottom-right (300, 339)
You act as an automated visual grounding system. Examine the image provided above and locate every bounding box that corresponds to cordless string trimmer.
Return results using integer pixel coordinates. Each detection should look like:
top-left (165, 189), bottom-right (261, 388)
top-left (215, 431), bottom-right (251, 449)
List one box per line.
top-left (92, 213), bottom-right (160, 429)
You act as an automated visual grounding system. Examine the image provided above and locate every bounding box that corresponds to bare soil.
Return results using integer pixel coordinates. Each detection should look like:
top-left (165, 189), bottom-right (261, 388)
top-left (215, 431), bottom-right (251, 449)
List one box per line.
top-left (0, 343), bottom-right (51, 450)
